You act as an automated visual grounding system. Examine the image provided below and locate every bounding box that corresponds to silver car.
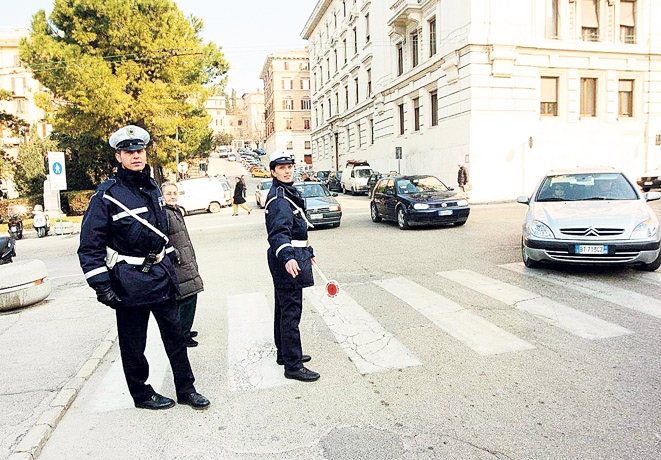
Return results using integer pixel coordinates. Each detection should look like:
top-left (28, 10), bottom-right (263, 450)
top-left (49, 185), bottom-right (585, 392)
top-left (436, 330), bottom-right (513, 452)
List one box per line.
top-left (255, 179), bottom-right (272, 208)
top-left (518, 168), bottom-right (661, 271)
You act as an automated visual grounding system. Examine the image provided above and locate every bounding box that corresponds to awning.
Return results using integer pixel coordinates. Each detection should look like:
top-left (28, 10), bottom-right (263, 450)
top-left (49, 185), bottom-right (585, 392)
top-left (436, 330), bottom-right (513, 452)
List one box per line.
top-left (620, 0), bottom-right (635, 27)
top-left (582, 0), bottom-right (599, 28)
top-left (541, 77), bottom-right (558, 102)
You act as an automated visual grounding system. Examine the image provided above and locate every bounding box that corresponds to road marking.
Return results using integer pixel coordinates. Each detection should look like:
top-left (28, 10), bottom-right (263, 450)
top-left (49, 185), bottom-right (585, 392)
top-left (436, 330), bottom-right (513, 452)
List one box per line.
top-left (631, 271), bottom-right (661, 287)
top-left (304, 286), bottom-right (421, 374)
top-left (373, 278), bottom-right (534, 355)
top-left (439, 270), bottom-right (632, 340)
top-left (501, 263), bottom-right (661, 320)
top-left (226, 292), bottom-right (293, 391)
top-left (87, 317), bottom-right (168, 413)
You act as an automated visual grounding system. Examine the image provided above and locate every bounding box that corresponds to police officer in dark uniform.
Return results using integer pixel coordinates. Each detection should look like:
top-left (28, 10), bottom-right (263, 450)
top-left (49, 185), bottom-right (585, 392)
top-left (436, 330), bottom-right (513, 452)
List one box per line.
top-left (78, 125), bottom-right (210, 410)
top-left (265, 151), bottom-right (320, 382)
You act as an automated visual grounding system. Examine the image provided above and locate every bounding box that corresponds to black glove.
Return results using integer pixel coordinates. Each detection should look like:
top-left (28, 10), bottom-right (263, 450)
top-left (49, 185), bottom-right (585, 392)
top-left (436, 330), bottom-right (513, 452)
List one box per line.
top-left (96, 287), bottom-right (121, 309)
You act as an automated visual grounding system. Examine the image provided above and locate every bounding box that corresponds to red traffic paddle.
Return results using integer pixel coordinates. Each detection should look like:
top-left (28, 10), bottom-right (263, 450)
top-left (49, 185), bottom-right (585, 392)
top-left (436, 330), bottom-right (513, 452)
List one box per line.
top-left (312, 262), bottom-right (340, 298)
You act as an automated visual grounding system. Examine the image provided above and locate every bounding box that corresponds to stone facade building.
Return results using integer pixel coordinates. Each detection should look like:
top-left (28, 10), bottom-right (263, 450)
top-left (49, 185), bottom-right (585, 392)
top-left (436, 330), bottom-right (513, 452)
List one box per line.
top-left (204, 90), bottom-right (265, 150)
top-left (302, 0), bottom-right (661, 201)
top-left (260, 49), bottom-right (312, 166)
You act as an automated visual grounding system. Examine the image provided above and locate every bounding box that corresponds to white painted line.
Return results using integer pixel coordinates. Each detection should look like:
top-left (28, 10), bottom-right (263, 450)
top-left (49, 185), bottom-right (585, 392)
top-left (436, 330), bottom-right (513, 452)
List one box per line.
top-left (439, 270), bottom-right (632, 340)
top-left (87, 317), bottom-right (168, 413)
top-left (373, 278), bottom-right (534, 355)
top-left (227, 292), bottom-right (292, 392)
top-left (501, 263), bottom-right (661, 320)
top-left (631, 271), bottom-right (661, 287)
top-left (304, 286), bottom-right (421, 374)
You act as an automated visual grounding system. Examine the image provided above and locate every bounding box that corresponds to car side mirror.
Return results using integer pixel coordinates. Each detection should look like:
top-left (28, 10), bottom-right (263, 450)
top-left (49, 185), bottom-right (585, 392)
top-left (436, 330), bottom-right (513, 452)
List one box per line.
top-left (386, 190), bottom-right (393, 196)
top-left (332, 193), bottom-right (338, 197)
top-left (448, 186), bottom-right (454, 191)
top-left (645, 191), bottom-right (661, 202)
top-left (516, 195), bottom-right (530, 205)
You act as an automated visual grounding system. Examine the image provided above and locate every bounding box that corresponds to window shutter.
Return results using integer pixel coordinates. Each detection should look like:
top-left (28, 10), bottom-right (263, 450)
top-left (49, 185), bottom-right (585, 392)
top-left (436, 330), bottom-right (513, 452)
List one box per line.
top-left (582, 0), bottom-right (599, 28)
top-left (541, 77), bottom-right (558, 102)
top-left (620, 1), bottom-right (635, 27)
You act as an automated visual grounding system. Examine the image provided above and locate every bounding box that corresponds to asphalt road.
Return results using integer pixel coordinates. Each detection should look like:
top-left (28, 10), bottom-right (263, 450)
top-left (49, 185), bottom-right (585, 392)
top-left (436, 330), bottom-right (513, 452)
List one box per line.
top-left (1, 170), bottom-right (660, 460)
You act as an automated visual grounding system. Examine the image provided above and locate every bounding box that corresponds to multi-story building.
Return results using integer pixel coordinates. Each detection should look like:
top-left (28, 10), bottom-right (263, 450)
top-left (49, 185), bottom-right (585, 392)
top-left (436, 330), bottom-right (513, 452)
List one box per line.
top-left (302, 0), bottom-right (661, 202)
top-left (260, 49), bottom-right (312, 166)
top-left (1, 29), bottom-right (51, 197)
top-left (204, 90), bottom-right (266, 151)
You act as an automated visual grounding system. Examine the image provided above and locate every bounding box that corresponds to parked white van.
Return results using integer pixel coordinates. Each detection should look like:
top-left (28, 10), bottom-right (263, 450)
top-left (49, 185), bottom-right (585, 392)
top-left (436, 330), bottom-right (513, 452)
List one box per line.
top-left (176, 177), bottom-right (231, 215)
top-left (340, 160), bottom-right (373, 195)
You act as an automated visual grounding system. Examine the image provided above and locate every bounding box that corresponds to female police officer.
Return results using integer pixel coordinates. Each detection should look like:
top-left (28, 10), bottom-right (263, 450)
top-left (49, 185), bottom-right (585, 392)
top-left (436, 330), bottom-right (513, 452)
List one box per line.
top-left (264, 151), bottom-right (320, 382)
top-left (78, 125), bottom-right (210, 410)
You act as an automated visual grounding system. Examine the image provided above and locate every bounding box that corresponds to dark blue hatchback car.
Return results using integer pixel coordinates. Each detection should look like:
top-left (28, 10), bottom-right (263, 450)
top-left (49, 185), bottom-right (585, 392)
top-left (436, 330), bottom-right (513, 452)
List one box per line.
top-left (370, 175), bottom-right (470, 230)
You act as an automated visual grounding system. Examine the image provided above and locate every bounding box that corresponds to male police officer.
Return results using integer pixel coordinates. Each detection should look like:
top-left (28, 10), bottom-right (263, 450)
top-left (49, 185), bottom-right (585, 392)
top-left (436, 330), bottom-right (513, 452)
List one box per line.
top-left (78, 125), bottom-right (210, 410)
top-left (265, 151), bottom-right (320, 382)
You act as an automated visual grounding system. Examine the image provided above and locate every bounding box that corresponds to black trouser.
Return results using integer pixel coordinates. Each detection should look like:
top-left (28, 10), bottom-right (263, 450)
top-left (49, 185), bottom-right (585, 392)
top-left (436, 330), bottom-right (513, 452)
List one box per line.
top-left (115, 298), bottom-right (196, 402)
top-left (274, 287), bottom-right (303, 372)
top-left (177, 294), bottom-right (198, 340)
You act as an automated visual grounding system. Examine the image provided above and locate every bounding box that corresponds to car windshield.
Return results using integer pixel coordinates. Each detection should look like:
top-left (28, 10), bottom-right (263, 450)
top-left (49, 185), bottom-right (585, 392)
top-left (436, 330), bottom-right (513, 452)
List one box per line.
top-left (355, 168), bottom-right (373, 178)
top-left (536, 173), bottom-right (638, 202)
top-left (295, 183), bottom-right (331, 198)
top-left (396, 176), bottom-right (449, 194)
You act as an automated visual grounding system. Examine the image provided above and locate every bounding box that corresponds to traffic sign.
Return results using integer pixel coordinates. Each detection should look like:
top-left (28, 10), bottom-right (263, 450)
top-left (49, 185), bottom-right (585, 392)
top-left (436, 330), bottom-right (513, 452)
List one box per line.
top-left (48, 151), bottom-right (67, 191)
top-left (395, 147), bottom-right (402, 159)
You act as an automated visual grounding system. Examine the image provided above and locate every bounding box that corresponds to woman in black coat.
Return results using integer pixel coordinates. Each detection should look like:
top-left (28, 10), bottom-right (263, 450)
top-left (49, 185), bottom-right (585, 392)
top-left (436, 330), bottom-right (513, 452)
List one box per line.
top-left (232, 176), bottom-right (251, 216)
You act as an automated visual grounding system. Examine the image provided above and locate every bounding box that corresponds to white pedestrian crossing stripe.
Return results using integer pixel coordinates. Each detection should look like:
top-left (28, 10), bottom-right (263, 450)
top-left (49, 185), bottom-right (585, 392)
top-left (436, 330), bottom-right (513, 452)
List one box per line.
top-left (304, 286), bottom-right (422, 374)
top-left (501, 263), bottom-right (661, 320)
top-left (631, 271), bottom-right (661, 287)
top-left (373, 277), bottom-right (535, 355)
top-left (439, 270), bottom-right (632, 340)
top-left (226, 292), bottom-right (293, 391)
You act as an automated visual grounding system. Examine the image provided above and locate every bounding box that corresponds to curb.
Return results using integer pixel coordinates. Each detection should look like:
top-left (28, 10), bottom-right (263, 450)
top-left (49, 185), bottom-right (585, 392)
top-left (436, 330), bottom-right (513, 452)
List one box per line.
top-left (8, 329), bottom-right (118, 460)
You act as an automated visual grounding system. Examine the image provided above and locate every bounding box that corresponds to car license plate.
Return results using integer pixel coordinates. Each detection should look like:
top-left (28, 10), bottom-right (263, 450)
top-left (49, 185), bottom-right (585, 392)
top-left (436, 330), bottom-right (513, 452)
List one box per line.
top-left (644, 181), bottom-right (653, 185)
top-left (575, 244), bottom-right (607, 254)
top-left (310, 214), bottom-right (323, 220)
top-left (438, 210), bottom-right (453, 216)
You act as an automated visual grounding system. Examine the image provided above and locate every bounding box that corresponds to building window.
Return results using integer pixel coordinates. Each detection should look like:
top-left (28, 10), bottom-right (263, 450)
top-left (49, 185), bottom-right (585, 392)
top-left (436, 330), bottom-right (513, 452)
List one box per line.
top-left (345, 86), bottom-right (349, 109)
top-left (238, 120), bottom-right (243, 126)
top-left (430, 91), bottom-right (438, 126)
top-left (315, 108), bottom-right (319, 126)
top-left (304, 119), bottom-right (311, 129)
top-left (343, 38), bottom-right (347, 64)
top-left (396, 43), bottom-right (404, 76)
top-left (413, 98), bottom-right (420, 131)
top-left (545, 0), bottom-right (559, 39)
top-left (343, 0), bottom-right (346, 17)
top-left (353, 27), bottom-right (358, 54)
top-left (335, 93), bottom-right (339, 115)
top-left (540, 77), bottom-right (558, 116)
top-left (365, 13), bottom-right (370, 42)
top-left (301, 99), bottom-right (311, 110)
top-left (305, 141), bottom-right (311, 149)
top-left (620, 0), bottom-right (636, 44)
top-left (327, 58), bottom-right (330, 79)
top-left (284, 61), bottom-right (289, 70)
top-left (328, 98), bottom-right (332, 117)
top-left (282, 78), bottom-right (293, 89)
top-left (354, 77), bottom-right (359, 104)
top-left (321, 103), bottom-right (324, 122)
top-left (580, 77), bottom-right (597, 117)
top-left (618, 79), bottom-right (633, 117)
top-left (411, 32), bottom-right (419, 67)
top-left (313, 72), bottom-right (317, 91)
top-left (581, 0), bottom-right (599, 42)
top-left (334, 50), bottom-right (338, 72)
top-left (367, 69), bottom-right (372, 96)
top-left (301, 78), bottom-right (310, 90)
top-left (368, 118), bottom-right (374, 144)
top-left (300, 62), bottom-right (309, 71)
top-left (283, 99), bottom-right (294, 110)
top-left (429, 17), bottom-right (437, 56)
top-left (287, 141), bottom-right (293, 150)
top-left (398, 103), bottom-right (405, 135)
top-left (356, 122), bottom-right (361, 148)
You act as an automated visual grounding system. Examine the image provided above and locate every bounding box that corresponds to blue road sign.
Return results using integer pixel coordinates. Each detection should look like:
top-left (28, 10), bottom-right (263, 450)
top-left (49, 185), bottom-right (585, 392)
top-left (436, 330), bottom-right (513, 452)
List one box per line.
top-left (52, 162), bottom-right (63, 175)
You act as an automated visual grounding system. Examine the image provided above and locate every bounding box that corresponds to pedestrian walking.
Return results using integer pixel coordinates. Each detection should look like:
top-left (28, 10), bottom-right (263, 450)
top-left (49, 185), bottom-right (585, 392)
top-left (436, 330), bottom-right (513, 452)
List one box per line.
top-left (457, 162), bottom-right (469, 196)
top-left (78, 125), bottom-right (210, 411)
top-left (264, 151), bottom-right (319, 382)
top-left (162, 182), bottom-right (204, 348)
top-left (232, 176), bottom-right (251, 216)
top-left (240, 175), bottom-right (247, 198)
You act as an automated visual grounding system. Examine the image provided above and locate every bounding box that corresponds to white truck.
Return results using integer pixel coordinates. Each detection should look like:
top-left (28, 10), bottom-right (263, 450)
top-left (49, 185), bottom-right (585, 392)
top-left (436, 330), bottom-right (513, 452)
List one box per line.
top-left (340, 160), bottom-right (373, 195)
top-left (176, 177), bottom-right (231, 215)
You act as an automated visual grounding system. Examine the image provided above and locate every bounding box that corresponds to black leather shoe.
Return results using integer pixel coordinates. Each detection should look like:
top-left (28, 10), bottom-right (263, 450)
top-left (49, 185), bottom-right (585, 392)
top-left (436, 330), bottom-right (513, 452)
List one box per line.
top-left (185, 338), bottom-right (198, 347)
top-left (190, 331), bottom-right (198, 338)
top-left (177, 392), bottom-right (210, 410)
top-left (284, 367), bottom-right (320, 382)
top-left (134, 393), bottom-right (175, 410)
top-left (277, 354), bottom-right (311, 365)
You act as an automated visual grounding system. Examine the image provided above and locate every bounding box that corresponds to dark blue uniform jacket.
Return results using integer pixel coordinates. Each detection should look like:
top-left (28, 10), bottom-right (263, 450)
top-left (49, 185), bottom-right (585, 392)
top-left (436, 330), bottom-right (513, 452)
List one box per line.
top-left (78, 166), bottom-right (178, 306)
top-left (265, 179), bottom-right (315, 290)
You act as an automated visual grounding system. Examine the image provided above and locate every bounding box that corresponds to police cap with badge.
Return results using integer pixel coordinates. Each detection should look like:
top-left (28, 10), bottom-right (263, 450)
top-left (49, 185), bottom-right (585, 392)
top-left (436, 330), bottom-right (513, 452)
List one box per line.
top-left (109, 125), bottom-right (150, 152)
top-left (269, 150), bottom-right (294, 171)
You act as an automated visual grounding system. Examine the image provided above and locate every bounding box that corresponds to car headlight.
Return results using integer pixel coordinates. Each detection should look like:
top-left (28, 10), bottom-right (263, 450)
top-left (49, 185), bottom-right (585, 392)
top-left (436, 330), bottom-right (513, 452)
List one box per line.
top-left (329, 205), bottom-right (340, 211)
top-left (526, 220), bottom-right (555, 238)
top-left (413, 203), bottom-right (429, 210)
top-left (456, 199), bottom-right (469, 207)
top-left (630, 220), bottom-right (659, 240)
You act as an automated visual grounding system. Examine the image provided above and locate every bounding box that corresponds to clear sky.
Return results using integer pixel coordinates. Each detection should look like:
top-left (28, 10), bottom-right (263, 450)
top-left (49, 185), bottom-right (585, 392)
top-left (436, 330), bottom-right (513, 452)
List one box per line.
top-left (0, 0), bottom-right (315, 95)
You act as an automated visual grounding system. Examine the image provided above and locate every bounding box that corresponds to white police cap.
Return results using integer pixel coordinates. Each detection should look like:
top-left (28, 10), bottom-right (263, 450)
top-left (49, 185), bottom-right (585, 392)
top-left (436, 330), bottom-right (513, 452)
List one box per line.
top-left (109, 125), bottom-right (150, 151)
top-left (269, 150), bottom-right (294, 167)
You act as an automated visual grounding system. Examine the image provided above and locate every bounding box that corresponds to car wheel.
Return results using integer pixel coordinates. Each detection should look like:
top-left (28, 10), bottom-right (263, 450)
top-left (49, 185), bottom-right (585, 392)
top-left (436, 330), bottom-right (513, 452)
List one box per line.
top-left (370, 202), bottom-right (382, 222)
top-left (642, 187), bottom-right (651, 192)
top-left (209, 202), bottom-right (222, 213)
top-left (521, 240), bottom-right (540, 268)
top-left (636, 252), bottom-right (661, 271)
top-left (397, 208), bottom-right (409, 230)
top-left (37, 227), bottom-right (46, 238)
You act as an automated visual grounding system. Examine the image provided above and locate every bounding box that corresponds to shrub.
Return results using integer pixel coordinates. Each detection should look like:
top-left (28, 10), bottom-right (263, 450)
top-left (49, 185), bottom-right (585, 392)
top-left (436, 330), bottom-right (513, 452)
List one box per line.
top-left (0, 195), bottom-right (42, 219)
top-left (64, 190), bottom-right (95, 216)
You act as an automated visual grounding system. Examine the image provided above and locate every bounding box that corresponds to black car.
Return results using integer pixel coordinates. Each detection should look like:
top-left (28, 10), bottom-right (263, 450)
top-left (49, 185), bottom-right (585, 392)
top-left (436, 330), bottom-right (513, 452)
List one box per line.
top-left (370, 175), bottom-right (470, 230)
top-left (293, 182), bottom-right (342, 228)
top-left (326, 171), bottom-right (343, 192)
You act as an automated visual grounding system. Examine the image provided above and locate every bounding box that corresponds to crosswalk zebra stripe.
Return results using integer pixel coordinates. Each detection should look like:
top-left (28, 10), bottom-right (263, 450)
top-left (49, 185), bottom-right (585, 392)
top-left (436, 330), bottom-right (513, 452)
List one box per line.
top-left (373, 278), bottom-right (535, 355)
top-left (226, 293), bottom-right (293, 391)
top-left (439, 270), bottom-right (632, 340)
top-left (501, 263), bottom-right (661, 320)
top-left (304, 286), bottom-right (422, 374)
top-left (631, 271), bottom-right (661, 287)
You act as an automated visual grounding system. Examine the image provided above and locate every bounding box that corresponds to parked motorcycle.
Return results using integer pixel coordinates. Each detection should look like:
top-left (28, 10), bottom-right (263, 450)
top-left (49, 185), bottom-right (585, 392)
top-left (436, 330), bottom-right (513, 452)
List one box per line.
top-left (0, 236), bottom-right (16, 264)
top-left (32, 205), bottom-right (50, 238)
top-left (7, 215), bottom-right (23, 240)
